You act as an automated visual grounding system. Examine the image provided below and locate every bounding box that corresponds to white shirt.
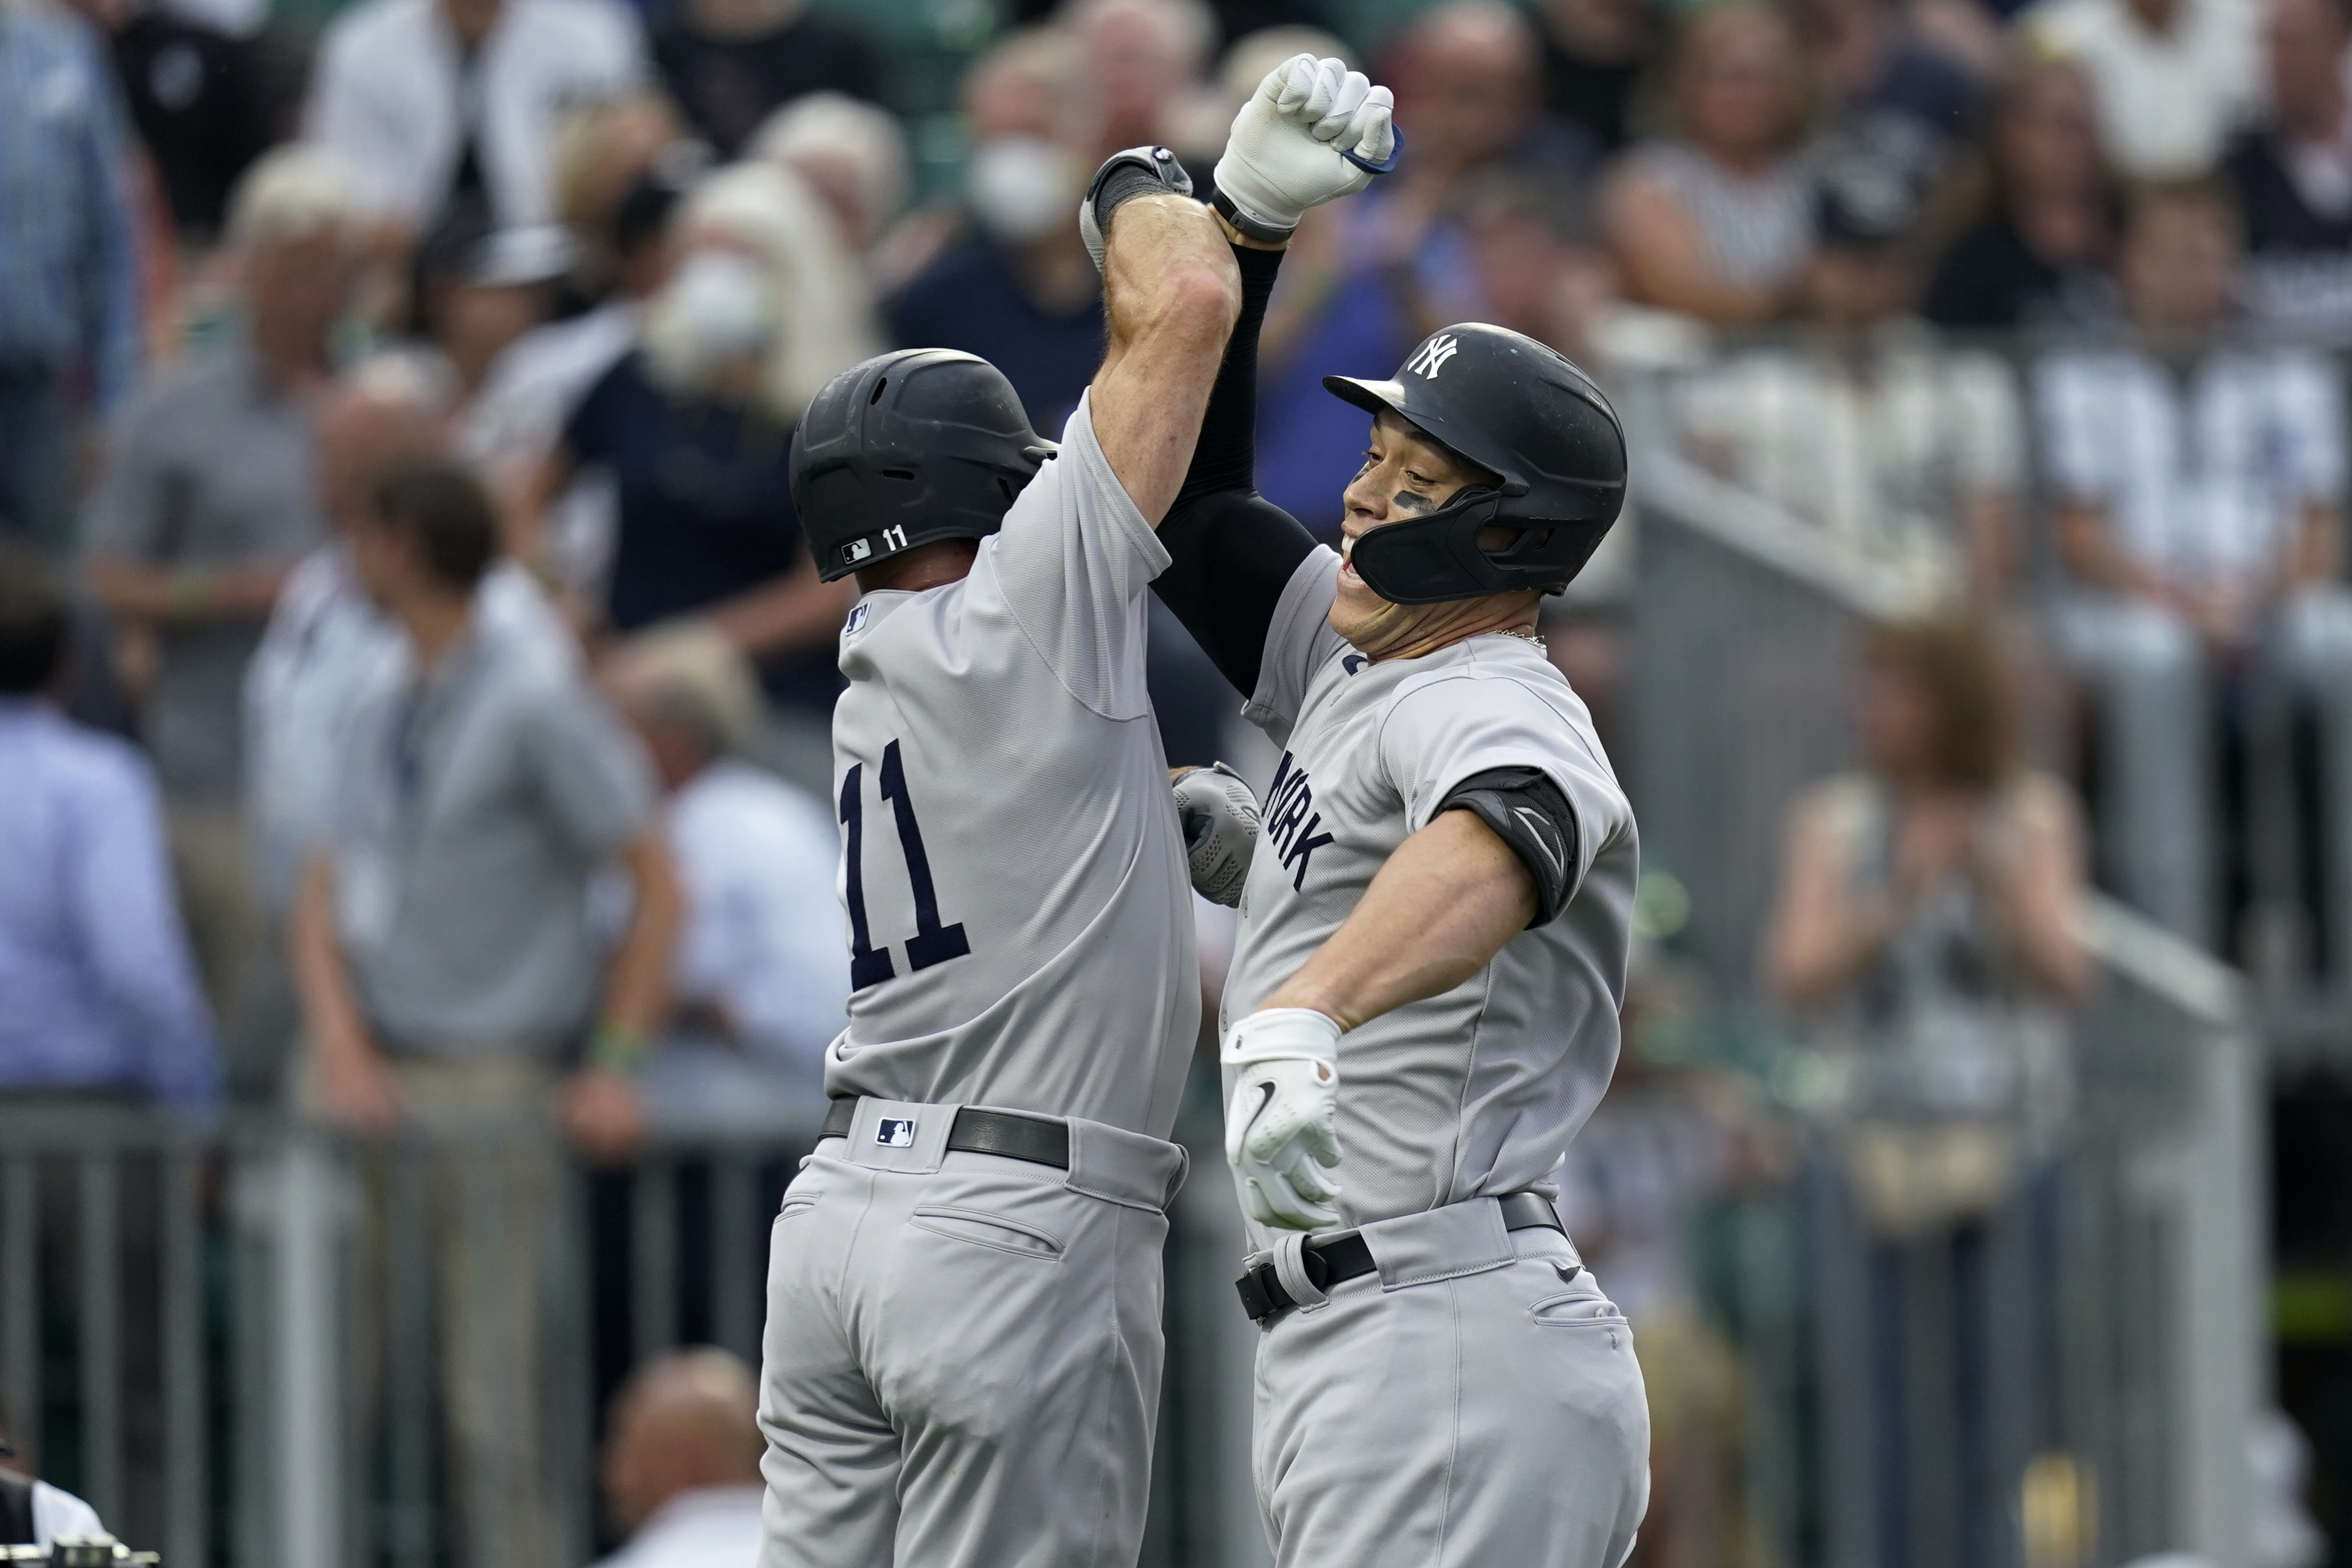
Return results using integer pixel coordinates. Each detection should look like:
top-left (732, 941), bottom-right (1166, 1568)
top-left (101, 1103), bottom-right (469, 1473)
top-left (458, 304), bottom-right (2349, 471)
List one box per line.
top-left (32, 1479), bottom-right (106, 1550)
top-left (242, 544), bottom-right (576, 914)
top-left (2018, 0), bottom-right (2262, 179)
top-left (2037, 342), bottom-right (2346, 588)
top-left (592, 1485), bottom-right (763, 1568)
top-left (662, 759), bottom-right (848, 1079)
top-left (1676, 325), bottom-right (2023, 605)
top-left (304, 0), bottom-right (645, 229)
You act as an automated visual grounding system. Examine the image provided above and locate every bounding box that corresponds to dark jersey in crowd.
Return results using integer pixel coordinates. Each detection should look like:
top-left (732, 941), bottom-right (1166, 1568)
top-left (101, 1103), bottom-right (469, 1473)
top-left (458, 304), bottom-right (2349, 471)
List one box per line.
top-left (651, 8), bottom-right (883, 157)
top-left (110, 8), bottom-right (271, 236)
top-left (1539, 33), bottom-right (1642, 154)
top-left (1846, 40), bottom-right (1977, 143)
top-left (1923, 217), bottom-right (2118, 332)
top-left (885, 234), bottom-right (1105, 436)
top-left (561, 351), bottom-right (839, 715)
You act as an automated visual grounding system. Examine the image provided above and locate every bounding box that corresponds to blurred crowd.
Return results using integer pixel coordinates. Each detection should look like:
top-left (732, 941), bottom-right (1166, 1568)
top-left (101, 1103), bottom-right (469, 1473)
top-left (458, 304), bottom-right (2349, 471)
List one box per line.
top-left (3, 0), bottom-right (2351, 1556)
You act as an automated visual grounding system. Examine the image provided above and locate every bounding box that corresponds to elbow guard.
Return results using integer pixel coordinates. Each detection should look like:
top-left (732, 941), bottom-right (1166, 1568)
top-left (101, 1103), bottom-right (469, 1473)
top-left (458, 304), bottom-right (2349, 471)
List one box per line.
top-left (1438, 767), bottom-right (1579, 927)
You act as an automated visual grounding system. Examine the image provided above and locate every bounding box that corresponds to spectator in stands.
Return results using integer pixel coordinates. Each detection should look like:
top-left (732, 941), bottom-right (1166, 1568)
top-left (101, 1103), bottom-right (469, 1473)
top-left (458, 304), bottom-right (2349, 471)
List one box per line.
top-left (549, 95), bottom-right (688, 309)
top-left (1923, 56), bottom-right (2120, 331)
top-left (304, 0), bottom-right (645, 238)
top-left (594, 1350), bottom-right (764, 1568)
top-left (292, 461), bottom-right (678, 1568)
top-left (1534, 0), bottom-right (1654, 154)
top-left (1384, 1), bottom-right (1600, 236)
top-left (83, 147), bottom-right (354, 1025)
top-left (2222, 0), bottom-right (2352, 343)
top-left (1782, 0), bottom-right (1977, 144)
top-left (388, 216), bottom-right (570, 417)
top-left (0, 548), bottom-right (218, 1109)
top-left (0, 1412), bottom-right (108, 1553)
top-left (2036, 178), bottom-right (2352, 948)
top-left (529, 164), bottom-right (864, 758)
top-left (606, 626), bottom-right (846, 1132)
top-left (1459, 166), bottom-right (1615, 367)
top-left (885, 29), bottom-right (1103, 433)
top-left (1063, 0), bottom-right (1216, 163)
top-left (2016, 0), bottom-right (2260, 181)
top-left (65, 0), bottom-right (271, 244)
top-left (1677, 134), bottom-right (2025, 606)
top-left (1767, 618), bottom-right (2087, 1568)
top-left (651, 0), bottom-right (882, 159)
top-left (0, 0), bottom-right (142, 551)
top-left (1603, 4), bottom-right (1818, 326)
top-left (749, 91), bottom-right (912, 257)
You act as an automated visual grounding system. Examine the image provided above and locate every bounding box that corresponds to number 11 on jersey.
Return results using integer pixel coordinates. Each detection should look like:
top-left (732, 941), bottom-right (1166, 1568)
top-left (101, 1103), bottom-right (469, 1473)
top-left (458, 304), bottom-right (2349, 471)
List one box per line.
top-left (839, 739), bottom-right (971, 990)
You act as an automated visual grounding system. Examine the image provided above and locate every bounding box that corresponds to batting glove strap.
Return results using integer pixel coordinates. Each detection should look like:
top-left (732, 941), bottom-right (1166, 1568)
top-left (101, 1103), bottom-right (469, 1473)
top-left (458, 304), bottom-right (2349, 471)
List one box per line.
top-left (1174, 761), bottom-right (1261, 907)
top-left (1079, 144), bottom-right (1195, 275)
top-left (1212, 53), bottom-right (1396, 236)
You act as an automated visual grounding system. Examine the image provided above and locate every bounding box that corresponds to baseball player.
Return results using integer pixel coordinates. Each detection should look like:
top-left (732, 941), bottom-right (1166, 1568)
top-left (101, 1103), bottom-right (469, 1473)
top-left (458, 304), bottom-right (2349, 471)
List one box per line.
top-left (752, 64), bottom-right (1396, 1568)
top-left (1147, 103), bottom-right (1652, 1565)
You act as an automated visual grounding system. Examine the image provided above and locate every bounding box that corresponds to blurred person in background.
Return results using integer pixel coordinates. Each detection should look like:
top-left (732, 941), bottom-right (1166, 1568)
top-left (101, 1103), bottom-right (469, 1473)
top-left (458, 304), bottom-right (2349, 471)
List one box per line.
top-left (1459, 166), bottom-right (1617, 369)
top-left (1535, 0), bottom-right (1657, 154)
top-left (605, 626), bottom-right (845, 1133)
top-left (1767, 618), bottom-right (2089, 1568)
top-left (0, 0), bottom-right (142, 551)
top-left (387, 215), bottom-right (570, 417)
top-left (83, 146), bottom-right (354, 1025)
top-left (304, 0), bottom-right (645, 242)
top-left (1782, 0), bottom-right (1979, 144)
top-left (884, 28), bottom-right (1104, 432)
top-left (529, 163), bottom-right (867, 781)
top-left (2037, 178), bottom-right (2352, 959)
top-left (2016, 0), bottom-right (2260, 181)
top-left (594, 1350), bottom-right (764, 1568)
top-left (548, 95), bottom-right (688, 307)
top-left (0, 1411), bottom-right (108, 1553)
top-left (1383, 1), bottom-right (1601, 226)
top-left (2222, 0), bottom-right (2352, 343)
top-left (649, 0), bottom-right (881, 159)
top-left (748, 91), bottom-right (911, 258)
top-left (65, 0), bottom-right (272, 247)
top-left (1923, 56), bottom-right (2120, 331)
top-left (1677, 133), bottom-right (2025, 606)
top-left (1062, 0), bottom-right (1216, 162)
top-left (0, 546), bottom-right (218, 1110)
top-left (293, 460), bottom-right (679, 1568)
top-left (1603, 4), bottom-right (1818, 326)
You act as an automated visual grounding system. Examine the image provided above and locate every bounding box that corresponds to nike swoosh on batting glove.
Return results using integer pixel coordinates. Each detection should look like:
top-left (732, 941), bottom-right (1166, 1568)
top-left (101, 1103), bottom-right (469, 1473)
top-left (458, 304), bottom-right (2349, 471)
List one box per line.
top-left (1222, 1007), bottom-right (1343, 1230)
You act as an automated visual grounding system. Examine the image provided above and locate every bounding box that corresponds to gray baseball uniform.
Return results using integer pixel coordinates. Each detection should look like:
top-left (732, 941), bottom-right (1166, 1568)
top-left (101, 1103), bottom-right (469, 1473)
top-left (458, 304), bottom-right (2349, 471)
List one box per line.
top-left (1222, 549), bottom-right (1651, 1568)
top-left (757, 393), bottom-right (1197, 1568)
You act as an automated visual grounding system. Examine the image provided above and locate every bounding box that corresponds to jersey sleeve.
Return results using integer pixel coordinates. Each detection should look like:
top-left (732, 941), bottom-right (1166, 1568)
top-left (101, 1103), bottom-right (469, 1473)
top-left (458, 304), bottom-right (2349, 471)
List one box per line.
top-left (1377, 670), bottom-right (1633, 903)
top-left (979, 390), bottom-right (1171, 720)
top-left (1239, 549), bottom-right (1346, 744)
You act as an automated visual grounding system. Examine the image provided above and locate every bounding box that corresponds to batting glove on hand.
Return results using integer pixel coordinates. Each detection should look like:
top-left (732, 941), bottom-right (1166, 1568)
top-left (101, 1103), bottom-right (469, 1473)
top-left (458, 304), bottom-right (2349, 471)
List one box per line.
top-left (1174, 762), bottom-right (1260, 906)
top-left (1212, 53), bottom-right (1398, 241)
top-left (1223, 1008), bottom-right (1343, 1230)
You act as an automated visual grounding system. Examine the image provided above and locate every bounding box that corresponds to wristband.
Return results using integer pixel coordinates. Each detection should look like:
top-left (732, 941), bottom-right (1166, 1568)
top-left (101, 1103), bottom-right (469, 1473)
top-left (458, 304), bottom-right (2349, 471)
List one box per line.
top-left (586, 1022), bottom-right (648, 1075)
top-left (1211, 187), bottom-right (1296, 246)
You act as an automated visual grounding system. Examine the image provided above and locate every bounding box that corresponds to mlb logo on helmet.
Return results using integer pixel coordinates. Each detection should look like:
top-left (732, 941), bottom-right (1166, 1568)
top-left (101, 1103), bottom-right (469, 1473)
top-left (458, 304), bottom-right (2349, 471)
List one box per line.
top-left (1404, 334), bottom-right (1458, 379)
top-left (876, 1118), bottom-right (917, 1147)
top-left (845, 538), bottom-right (873, 565)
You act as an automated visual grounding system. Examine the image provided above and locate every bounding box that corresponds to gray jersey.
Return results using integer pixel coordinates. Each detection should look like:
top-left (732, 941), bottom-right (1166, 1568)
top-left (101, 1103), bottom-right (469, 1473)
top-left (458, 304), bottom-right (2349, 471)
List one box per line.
top-left (1221, 550), bottom-right (1638, 1236)
top-left (823, 394), bottom-right (1200, 1138)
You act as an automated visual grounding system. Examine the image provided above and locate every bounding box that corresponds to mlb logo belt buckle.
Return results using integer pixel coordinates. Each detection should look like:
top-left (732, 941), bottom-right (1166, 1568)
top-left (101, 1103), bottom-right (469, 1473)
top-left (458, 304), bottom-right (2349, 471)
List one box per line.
top-left (876, 1118), bottom-right (918, 1147)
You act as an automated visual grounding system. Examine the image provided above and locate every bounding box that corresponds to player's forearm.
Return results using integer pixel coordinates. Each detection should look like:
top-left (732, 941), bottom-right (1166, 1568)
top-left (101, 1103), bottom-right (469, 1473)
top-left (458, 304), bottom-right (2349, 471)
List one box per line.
top-left (1261, 811), bottom-right (1536, 1032)
top-left (1091, 195), bottom-right (1241, 524)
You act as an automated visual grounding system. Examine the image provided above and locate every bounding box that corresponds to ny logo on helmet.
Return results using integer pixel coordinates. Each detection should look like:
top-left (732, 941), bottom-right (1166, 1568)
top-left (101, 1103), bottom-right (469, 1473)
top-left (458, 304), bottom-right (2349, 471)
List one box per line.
top-left (1404, 334), bottom-right (1459, 379)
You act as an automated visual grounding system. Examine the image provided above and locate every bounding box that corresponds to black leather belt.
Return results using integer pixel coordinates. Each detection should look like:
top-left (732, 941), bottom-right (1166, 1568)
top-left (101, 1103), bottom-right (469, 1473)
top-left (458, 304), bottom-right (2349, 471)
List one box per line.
top-left (1234, 1192), bottom-right (1567, 1325)
top-left (819, 1097), bottom-right (1070, 1170)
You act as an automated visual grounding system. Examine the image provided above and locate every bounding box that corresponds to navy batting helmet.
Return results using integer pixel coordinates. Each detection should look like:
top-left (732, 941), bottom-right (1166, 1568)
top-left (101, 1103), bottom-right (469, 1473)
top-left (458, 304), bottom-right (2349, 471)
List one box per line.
top-left (1324, 323), bottom-right (1626, 605)
top-left (791, 348), bottom-right (1057, 583)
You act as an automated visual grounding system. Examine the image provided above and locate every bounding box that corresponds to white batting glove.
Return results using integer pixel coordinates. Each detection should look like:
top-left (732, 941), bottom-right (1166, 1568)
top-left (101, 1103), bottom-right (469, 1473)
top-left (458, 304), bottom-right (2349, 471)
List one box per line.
top-left (1212, 54), bottom-right (1398, 240)
top-left (1173, 762), bottom-right (1259, 906)
top-left (1223, 1008), bottom-right (1343, 1231)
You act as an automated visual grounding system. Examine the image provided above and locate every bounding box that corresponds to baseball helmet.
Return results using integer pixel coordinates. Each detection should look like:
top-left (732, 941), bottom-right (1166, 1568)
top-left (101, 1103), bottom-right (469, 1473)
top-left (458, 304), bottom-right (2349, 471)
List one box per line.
top-left (791, 348), bottom-right (1057, 582)
top-left (1324, 323), bottom-right (1626, 605)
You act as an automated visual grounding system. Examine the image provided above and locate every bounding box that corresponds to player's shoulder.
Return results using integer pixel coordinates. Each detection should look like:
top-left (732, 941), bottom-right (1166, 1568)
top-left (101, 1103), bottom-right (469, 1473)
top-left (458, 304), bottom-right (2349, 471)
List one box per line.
top-left (1383, 636), bottom-right (1584, 723)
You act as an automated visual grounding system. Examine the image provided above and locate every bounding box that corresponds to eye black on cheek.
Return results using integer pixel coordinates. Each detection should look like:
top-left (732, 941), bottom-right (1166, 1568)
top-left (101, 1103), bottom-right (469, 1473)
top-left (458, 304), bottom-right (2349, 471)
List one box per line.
top-left (1390, 491), bottom-right (1435, 515)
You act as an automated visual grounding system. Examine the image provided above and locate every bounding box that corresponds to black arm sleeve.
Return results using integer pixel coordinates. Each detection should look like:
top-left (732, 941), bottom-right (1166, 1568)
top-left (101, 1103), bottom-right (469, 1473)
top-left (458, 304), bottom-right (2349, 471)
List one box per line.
top-left (1438, 767), bottom-right (1581, 928)
top-left (1152, 242), bottom-right (1319, 698)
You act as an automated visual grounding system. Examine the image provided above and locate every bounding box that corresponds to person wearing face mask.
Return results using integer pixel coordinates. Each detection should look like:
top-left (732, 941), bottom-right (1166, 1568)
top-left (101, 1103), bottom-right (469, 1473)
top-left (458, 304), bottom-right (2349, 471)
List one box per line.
top-left (527, 161), bottom-right (874, 781)
top-left (884, 30), bottom-right (1108, 434)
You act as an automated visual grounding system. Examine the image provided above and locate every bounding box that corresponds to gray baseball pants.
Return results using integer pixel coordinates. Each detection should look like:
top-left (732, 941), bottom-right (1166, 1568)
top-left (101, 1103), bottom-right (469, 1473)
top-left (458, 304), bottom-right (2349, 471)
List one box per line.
top-left (754, 1096), bottom-right (1188, 1568)
top-left (1251, 1197), bottom-right (1652, 1568)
